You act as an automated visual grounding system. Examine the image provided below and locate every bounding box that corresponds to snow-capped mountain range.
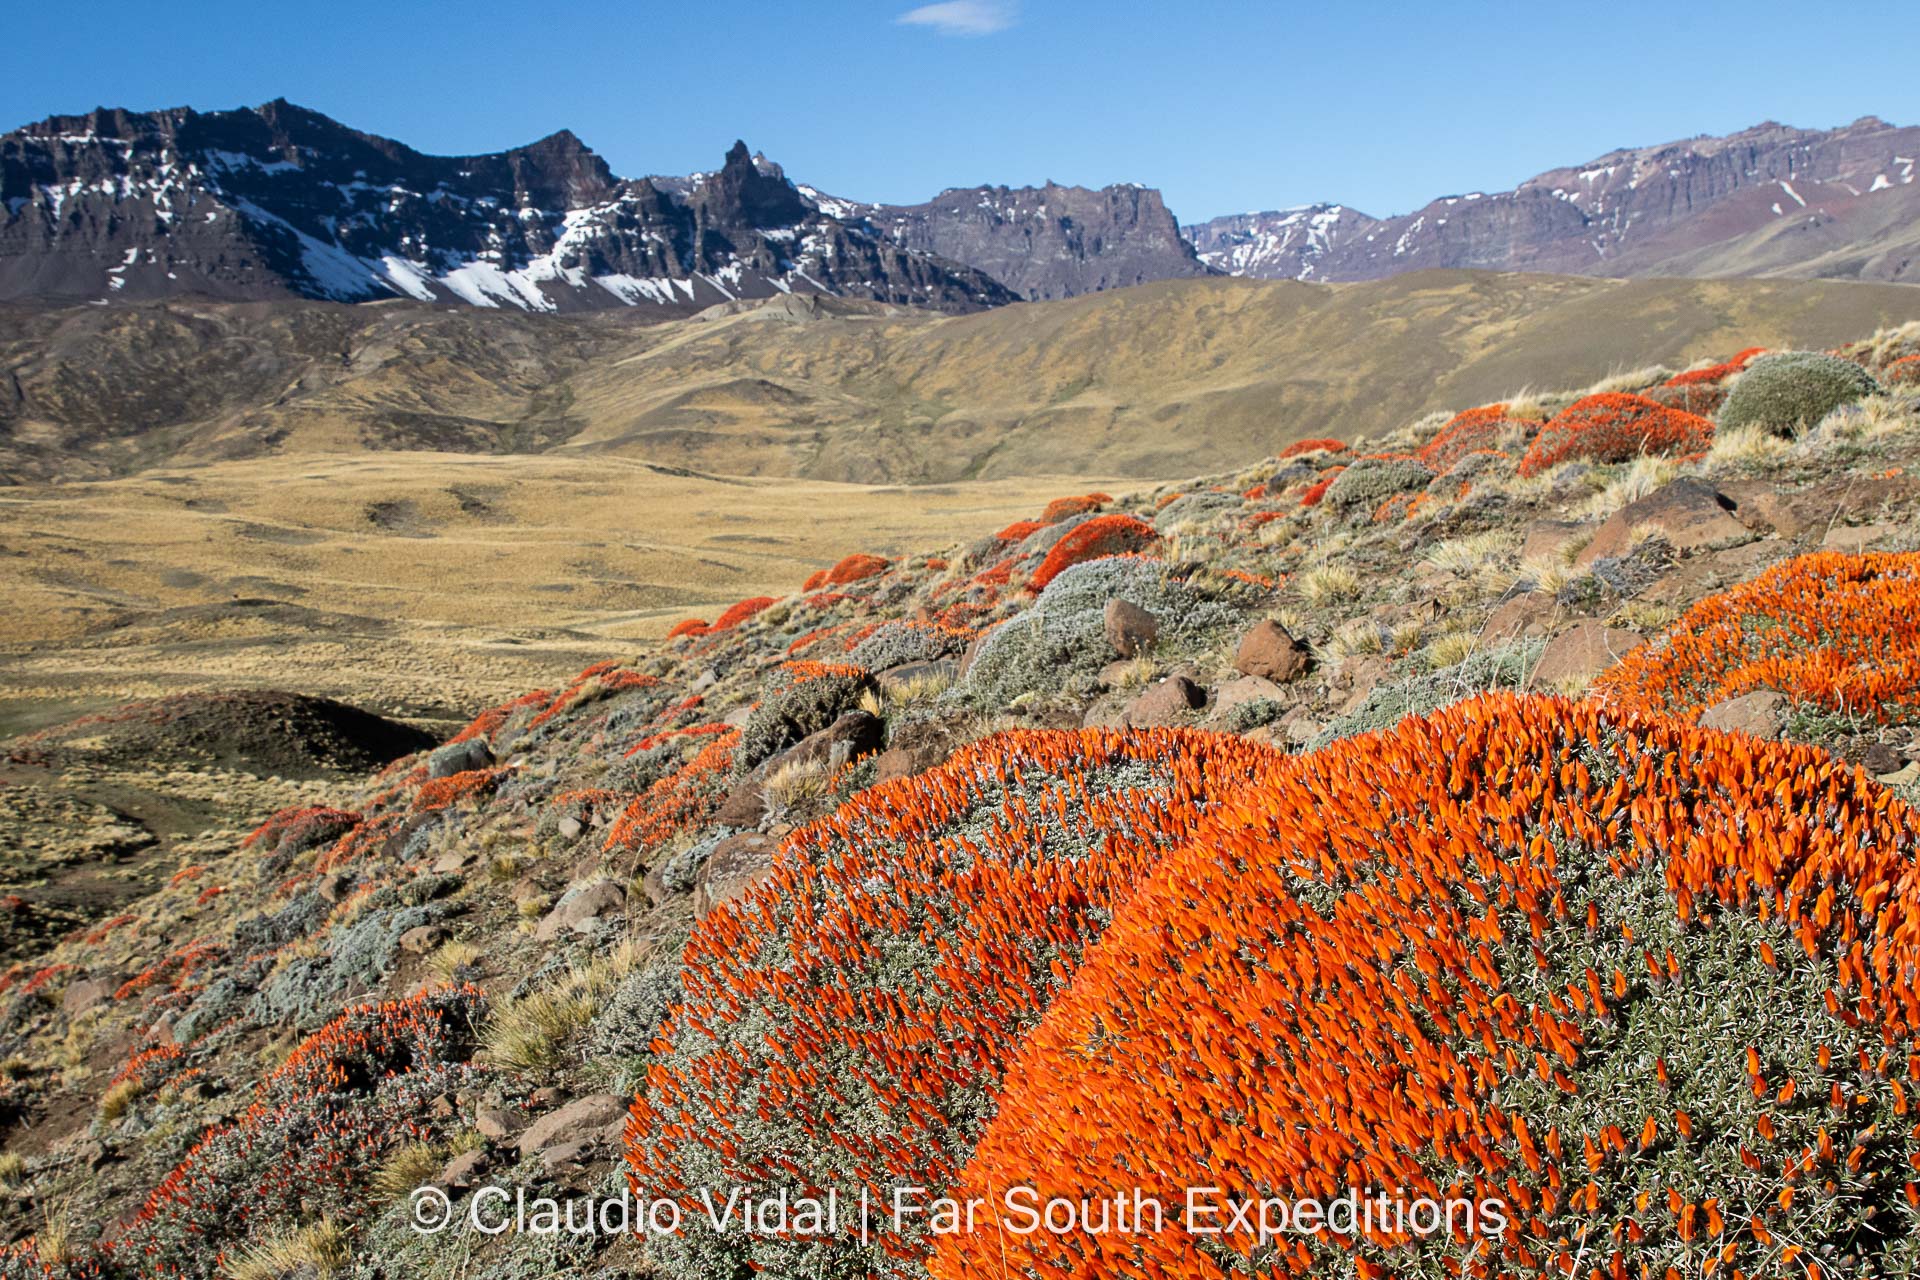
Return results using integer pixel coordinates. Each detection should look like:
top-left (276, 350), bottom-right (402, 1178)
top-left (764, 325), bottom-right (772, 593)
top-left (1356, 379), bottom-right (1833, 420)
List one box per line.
top-left (2, 104), bottom-right (1915, 315)
top-left (1183, 117), bottom-right (1920, 284)
top-left (0, 102), bottom-right (1019, 312)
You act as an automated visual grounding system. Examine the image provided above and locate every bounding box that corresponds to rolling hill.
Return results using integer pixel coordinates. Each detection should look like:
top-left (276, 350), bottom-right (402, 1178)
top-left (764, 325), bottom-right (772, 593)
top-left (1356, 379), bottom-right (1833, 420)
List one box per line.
top-left (6, 270), bottom-right (1920, 484)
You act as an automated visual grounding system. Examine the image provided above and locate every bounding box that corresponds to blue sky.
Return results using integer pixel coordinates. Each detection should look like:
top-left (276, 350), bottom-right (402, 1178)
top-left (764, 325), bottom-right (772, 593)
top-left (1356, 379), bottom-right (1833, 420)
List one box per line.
top-left (3, 0), bottom-right (1914, 223)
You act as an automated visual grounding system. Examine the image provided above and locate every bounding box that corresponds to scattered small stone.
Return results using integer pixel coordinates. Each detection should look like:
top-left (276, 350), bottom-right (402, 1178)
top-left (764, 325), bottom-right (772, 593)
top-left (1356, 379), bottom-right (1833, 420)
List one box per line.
top-left (398, 925), bottom-right (449, 954)
top-left (1103, 599), bottom-right (1159, 657)
top-left (1233, 621), bottom-right (1309, 683)
top-left (1530, 621), bottom-right (1642, 690)
top-left (533, 880), bottom-right (626, 942)
top-left (517, 1093), bottom-right (628, 1157)
top-left (1698, 690), bottom-right (1787, 739)
top-left (1123, 675), bottom-right (1206, 726)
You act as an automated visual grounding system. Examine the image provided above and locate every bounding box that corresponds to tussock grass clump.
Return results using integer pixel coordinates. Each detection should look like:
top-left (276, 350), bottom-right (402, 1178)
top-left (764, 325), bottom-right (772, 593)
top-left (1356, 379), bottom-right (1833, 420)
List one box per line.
top-left (483, 939), bottom-right (648, 1073)
top-left (223, 1219), bottom-right (349, 1280)
top-left (1296, 563), bottom-right (1361, 607)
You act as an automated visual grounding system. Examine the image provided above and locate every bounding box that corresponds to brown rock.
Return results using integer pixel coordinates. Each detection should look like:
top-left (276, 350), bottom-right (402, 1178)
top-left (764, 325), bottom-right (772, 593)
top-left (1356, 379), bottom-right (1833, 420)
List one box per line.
top-left (1821, 522), bottom-right (1900, 553)
top-left (533, 880), bottom-right (625, 942)
top-left (1479, 592), bottom-right (1556, 647)
top-left (398, 925), bottom-right (449, 955)
top-left (1209, 675), bottom-right (1285, 723)
top-left (1233, 620), bottom-right (1309, 682)
top-left (1715, 481), bottom-right (1819, 538)
top-left (1519, 520), bottom-right (1590, 564)
top-left (437, 1148), bottom-right (490, 1189)
top-left (1699, 691), bottom-right (1788, 739)
top-left (1864, 742), bottom-right (1905, 775)
top-left (1531, 621), bottom-right (1643, 690)
top-left (1122, 676), bottom-right (1206, 726)
top-left (431, 848), bottom-right (476, 875)
top-left (61, 976), bottom-right (119, 1016)
top-left (1576, 478), bottom-right (1753, 567)
top-left (694, 833), bottom-right (776, 919)
top-left (766, 710), bottom-right (886, 775)
top-left (714, 781), bottom-right (766, 828)
top-left (475, 1107), bottom-right (520, 1140)
top-left (871, 720), bottom-right (955, 784)
top-left (517, 1093), bottom-right (627, 1157)
top-left (1103, 599), bottom-right (1160, 657)
top-left (314, 872), bottom-right (352, 903)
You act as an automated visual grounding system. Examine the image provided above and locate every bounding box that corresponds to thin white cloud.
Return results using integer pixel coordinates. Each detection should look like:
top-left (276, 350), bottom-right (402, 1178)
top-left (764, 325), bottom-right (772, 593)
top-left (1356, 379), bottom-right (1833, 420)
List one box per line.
top-left (896, 0), bottom-right (1017, 37)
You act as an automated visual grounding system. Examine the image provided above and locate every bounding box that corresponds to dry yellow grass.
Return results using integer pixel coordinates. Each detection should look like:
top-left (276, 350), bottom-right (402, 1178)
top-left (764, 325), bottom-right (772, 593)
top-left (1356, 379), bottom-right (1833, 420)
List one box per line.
top-left (0, 453), bottom-right (1087, 728)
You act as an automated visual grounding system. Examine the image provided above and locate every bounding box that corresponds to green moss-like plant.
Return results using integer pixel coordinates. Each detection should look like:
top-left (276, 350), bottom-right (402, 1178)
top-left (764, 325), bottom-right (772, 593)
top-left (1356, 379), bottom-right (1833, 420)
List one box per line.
top-left (1717, 351), bottom-right (1881, 436)
top-left (1322, 455), bottom-right (1434, 512)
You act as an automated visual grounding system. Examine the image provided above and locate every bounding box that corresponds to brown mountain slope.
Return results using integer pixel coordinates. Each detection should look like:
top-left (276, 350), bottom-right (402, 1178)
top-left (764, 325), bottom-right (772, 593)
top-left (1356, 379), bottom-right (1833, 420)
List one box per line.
top-left (6, 271), bottom-right (1920, 484)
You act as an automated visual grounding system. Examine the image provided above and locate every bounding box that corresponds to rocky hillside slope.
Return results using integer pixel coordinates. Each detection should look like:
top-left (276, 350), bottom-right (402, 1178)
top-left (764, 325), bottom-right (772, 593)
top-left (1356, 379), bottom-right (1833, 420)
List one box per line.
top-left (8, 270), bottom-right (1920, 484)
top-left (1188, 116), bottom-right (1920, 284)
top-left (2, 323), bottom-right (1920, 1277)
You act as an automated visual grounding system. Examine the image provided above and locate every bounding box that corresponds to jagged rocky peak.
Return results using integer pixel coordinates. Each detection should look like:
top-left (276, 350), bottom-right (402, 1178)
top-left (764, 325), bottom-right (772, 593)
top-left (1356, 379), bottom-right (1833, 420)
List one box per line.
top-left (697, 140), bottom-right (810, 229)
top-left (843, 177), bottom-right (1216, 301)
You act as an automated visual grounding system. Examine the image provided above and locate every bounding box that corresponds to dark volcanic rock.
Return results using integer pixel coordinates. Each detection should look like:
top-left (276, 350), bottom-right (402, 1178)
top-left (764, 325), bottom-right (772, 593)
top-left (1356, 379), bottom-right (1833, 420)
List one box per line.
top-left (4, 689), bottom-right (434, 778)
top-left (852, 182), bottom-right (1215, 300)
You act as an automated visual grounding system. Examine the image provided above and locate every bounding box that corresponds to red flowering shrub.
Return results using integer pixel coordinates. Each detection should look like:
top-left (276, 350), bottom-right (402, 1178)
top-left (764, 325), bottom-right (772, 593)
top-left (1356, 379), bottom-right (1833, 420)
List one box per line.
top-left (1300, 465), bottom-right (1345, 506)
top-left (1590, 550), bottom-right (1920, 723)
top-left (935, 694), bottom-right (1920, 1280)
top-left (444, 687), bottom-right (550, 747)
top-left (665, 618), bottom-right (710, 639)
top-left (411, 767), bottom-right (501, 812)
top-left (712, 595), bottom-right (776, 631)
top-left (1041, 493), bottom-right (1111, 523)
top-left (1028, 514), bottom-right (1159, 592)
top-left (625, 728), bottom-right (1279, 1280)
top-left (1281, 437), bottom-right (1347, 458)
top-left (1418, 403), bottom-right (1532, 471)
top-left (1518, 393), bottom-right (1713, 476)
top-left (820, 553), bottom-right (891, 586)
top-left (602, 728), bottom-right (741, 854)
top-left (996, 518), bottom-right (1046, 541)
top-left (1887, 354), bottom-right (1920, 387)
top-left (240, 806), bottom-right (361, 858)
top-left (1665, 346), bottom-right (1766, 387)
top-left (117, 986), bottom-right (486, 1274)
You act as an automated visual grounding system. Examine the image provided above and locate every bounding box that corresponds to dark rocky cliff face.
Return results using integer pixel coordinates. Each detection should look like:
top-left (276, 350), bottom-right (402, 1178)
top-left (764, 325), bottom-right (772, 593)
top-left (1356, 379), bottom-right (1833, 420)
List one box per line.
top-left (851, 182), bottom-right (1215, 300)
top-left (0, 105), bottom-right (1014, 313)
top-left (1185, 117), bottom-right (1920, 285)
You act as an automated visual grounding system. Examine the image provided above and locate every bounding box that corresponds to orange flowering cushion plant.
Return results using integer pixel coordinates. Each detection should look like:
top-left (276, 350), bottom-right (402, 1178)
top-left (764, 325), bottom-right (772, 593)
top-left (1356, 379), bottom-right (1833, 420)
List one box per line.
top-left (1518, 393), bottom-right (1712, 477)
top-left (623, 727), bottom-right (1280, 1280)
top-left (935, 693), bottom-right (1920, 1280)
top-left (1591, 550), bottom-right (1920, 724)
